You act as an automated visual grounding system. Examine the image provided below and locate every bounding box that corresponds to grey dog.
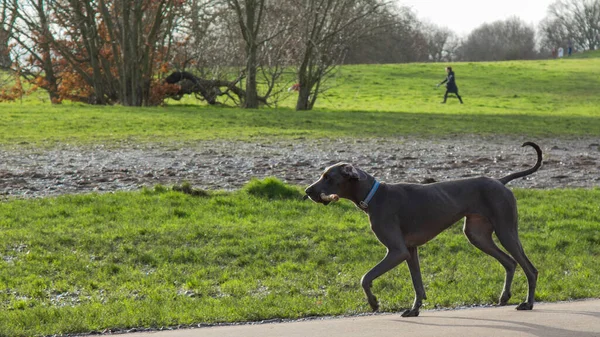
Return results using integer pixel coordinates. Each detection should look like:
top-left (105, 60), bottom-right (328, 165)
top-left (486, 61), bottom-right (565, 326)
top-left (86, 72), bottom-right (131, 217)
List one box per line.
top-left (304, 142), bottom-right (542, 317)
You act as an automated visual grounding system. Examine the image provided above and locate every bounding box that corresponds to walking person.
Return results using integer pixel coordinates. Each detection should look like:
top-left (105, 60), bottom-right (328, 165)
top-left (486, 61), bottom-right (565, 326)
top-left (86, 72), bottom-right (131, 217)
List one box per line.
top-left (437, 66), bottom-right (463, 104)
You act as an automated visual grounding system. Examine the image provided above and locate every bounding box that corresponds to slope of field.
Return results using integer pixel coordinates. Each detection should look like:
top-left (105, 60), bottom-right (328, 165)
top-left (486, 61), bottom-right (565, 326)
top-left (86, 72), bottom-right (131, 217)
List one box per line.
top-left (1, 58), bottom-right (600, 146)
top-left (569, 49), bottom-right (600, 59)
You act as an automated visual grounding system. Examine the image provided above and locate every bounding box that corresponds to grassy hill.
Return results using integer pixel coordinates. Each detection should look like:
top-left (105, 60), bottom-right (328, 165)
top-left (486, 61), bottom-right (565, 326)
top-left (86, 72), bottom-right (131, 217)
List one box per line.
top-left (169, 57), bottom-right (600, 116)
top-left (305, 58), bottom-right (600, 116)
top-left (569, 49), bottom-right (600, 59)
top-left (1, 57), bottom-right (600, 146)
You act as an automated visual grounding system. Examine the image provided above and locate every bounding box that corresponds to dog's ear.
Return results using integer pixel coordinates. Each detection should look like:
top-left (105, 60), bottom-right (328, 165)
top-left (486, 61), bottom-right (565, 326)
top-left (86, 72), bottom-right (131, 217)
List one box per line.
top-left (340, 164), bottom-right (367, 180)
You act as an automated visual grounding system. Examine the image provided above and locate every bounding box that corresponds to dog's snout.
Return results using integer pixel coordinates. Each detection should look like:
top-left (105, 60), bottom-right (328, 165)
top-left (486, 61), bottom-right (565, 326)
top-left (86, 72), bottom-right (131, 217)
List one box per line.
top-left (304, 184), bottom-right (323, 203)
top-left (305, 186), bottom-right (315, 195)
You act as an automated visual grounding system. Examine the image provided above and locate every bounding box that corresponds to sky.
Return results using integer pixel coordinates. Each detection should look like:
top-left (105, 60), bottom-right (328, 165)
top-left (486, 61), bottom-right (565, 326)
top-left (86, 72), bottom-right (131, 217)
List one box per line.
top-left (398, 0), bottom-right (557, 36)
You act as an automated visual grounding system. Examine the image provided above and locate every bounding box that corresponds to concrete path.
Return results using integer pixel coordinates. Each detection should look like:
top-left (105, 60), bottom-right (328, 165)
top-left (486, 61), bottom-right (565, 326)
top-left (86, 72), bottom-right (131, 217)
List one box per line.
top-left (130, 299), bottom-right (600, 337)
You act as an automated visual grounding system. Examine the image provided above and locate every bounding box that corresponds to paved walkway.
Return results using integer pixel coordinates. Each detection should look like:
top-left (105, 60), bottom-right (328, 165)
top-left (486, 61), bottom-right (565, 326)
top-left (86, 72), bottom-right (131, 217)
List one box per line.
top-left (130, 299), bottom-right (600, 337)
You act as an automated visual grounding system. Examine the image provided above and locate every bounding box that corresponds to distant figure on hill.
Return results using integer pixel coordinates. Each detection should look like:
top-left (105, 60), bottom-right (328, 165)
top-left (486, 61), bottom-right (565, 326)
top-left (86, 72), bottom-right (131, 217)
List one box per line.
top-left (436, 66), bottom-right (463, 104)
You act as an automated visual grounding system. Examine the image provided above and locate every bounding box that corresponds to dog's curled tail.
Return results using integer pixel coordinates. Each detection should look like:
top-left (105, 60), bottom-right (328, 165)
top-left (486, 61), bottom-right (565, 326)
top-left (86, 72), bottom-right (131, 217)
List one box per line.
top-left (498, 142), bottom-right (542, 185)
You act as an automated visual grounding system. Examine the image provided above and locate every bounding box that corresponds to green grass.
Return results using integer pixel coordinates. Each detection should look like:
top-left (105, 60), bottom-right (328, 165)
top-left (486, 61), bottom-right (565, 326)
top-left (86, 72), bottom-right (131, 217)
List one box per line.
top-left (2, 104), bottom-right (599, 148)
top-left (0, 180), bottom-right (599, 336)
top-left (569, 49), bottom-right (600, 59)
top-left (1, 57), bottom-right (600, 147)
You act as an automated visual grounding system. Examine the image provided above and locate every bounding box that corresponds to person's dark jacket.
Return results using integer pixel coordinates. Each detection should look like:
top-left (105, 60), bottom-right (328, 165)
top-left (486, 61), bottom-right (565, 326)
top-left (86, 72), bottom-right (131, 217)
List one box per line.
top-left (440, 71), bottom-right (458, 92)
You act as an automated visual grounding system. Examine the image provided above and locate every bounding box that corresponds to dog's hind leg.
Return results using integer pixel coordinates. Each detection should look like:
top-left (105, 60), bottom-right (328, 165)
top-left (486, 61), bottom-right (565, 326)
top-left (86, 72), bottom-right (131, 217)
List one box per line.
top-left (402, 246), bottom-right (426, 317)
top-left (495, 226), bottom-right (538, 310)
top-left (463, 214), bottom-right (518, 306)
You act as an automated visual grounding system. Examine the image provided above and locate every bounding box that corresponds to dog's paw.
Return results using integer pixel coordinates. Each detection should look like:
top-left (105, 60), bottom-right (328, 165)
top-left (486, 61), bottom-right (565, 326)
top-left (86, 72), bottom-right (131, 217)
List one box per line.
top-left (499, 292), bottom-right (511, 306)
top-left (401, 308), bottom-right (420, 317)
top-left (367, 296), bottom-right (379, 312)
top-left (516, 302), bottom-right (534, 310)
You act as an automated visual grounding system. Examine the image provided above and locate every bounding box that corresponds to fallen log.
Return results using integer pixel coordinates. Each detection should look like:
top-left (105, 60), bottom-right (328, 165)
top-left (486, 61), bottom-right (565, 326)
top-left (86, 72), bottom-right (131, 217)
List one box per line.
top-left (164, 71), bottom-right (267, 105)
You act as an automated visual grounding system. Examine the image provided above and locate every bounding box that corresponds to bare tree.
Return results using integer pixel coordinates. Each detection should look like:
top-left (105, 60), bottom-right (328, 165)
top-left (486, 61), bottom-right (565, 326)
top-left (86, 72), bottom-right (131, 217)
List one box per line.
top-left (164, 0), bottom-right (245, 104)
top-left (8, 0), bottom-right (181, 105)
top-left (227, 0), bottom-right (266, 108)
top-left (459, 17), bottom-right (537, 61)
top-left (0, 0), bottom-right (18, 101)
top-left (538, 17), bottom-right (570, 55)
top-left (542, 0), bottom-right (600, 51)
top-left (158, 0), bottom-right (292, 107)
top-left (95, 0), bottom-right (180, 105)
top-left (170, 1), bottom-right (235, 74)
top-left (423, 22), bottom-right (460, 62)
top-left (0, 0), bottom-right (17, 69)
top-left (344, 5), bottom-right (429, 64)
top-left (287, 0), bottom-right (388, 111)
top-left (5, 0), bottom-right (61, 102)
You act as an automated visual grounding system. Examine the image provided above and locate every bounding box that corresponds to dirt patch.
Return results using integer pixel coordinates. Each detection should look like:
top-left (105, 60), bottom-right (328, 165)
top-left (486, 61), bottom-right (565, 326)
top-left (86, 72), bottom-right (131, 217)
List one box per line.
top-left (1, 136), bottom-right (599, 199)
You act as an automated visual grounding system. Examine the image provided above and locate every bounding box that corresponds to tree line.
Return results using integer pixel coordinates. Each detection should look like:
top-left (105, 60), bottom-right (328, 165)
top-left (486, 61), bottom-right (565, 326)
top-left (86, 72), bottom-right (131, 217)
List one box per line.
top-left (0, 0), bottom-right (598, 109)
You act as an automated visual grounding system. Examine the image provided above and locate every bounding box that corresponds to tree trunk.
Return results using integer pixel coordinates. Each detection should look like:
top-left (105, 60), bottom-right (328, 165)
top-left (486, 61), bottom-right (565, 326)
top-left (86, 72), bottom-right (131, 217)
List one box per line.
top-left (37, 0), bottom-right (59, 103)
top-left (121, 0), bottom-right (144, 107)
top-left (245, 42), bottom-right (259, 108)
top-left (295, 43), bottom-right (313, 111)
top-left (0, 0), bottom-right (16, 69)
top-left (295, 84), bottom-right (311, 111)
top-left (79, 0), bottom-right (106, 104)
top-left (230, 0), bottom-right (264, 108)
top-left (243, 0), bottom-right (259, 108)
top-left (0, 28), bottom-right (11, 69)
top-left (40, 47), bottom-right (59, 104)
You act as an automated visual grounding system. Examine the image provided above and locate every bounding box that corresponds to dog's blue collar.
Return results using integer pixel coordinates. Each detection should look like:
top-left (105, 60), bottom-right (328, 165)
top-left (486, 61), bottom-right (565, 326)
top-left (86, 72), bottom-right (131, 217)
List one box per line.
top-left (359, 180), bottom-right (380, 209)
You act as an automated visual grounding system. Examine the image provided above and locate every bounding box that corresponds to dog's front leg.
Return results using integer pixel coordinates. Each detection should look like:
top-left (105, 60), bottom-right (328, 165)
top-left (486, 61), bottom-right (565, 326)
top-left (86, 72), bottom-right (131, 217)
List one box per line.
top-left (402, 246), bottom-right (426, 317)
top-left (361, 248), bottom-right (409, 311)
top-left (361, 224), bottom-right (410, 311)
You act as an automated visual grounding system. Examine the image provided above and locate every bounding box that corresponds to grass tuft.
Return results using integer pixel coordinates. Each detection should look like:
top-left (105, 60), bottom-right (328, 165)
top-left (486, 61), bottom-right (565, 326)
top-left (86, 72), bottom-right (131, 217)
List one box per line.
top-left (172, 182), bottom-right (210, 197)
top-left (242, 177), bottom-right (303, 200)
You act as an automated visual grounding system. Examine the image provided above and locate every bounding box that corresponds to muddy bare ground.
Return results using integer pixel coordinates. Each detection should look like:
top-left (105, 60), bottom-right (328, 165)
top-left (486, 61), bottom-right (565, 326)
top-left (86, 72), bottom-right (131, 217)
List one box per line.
top-left (1, 136), bottom-right (599, 199)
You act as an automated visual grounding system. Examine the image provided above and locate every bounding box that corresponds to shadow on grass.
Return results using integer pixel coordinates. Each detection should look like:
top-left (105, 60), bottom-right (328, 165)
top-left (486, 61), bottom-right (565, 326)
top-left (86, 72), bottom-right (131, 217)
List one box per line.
top-left (2, 104), bottom-right (599, 146)
top-left (207, 108), bottom-right (600, 138)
